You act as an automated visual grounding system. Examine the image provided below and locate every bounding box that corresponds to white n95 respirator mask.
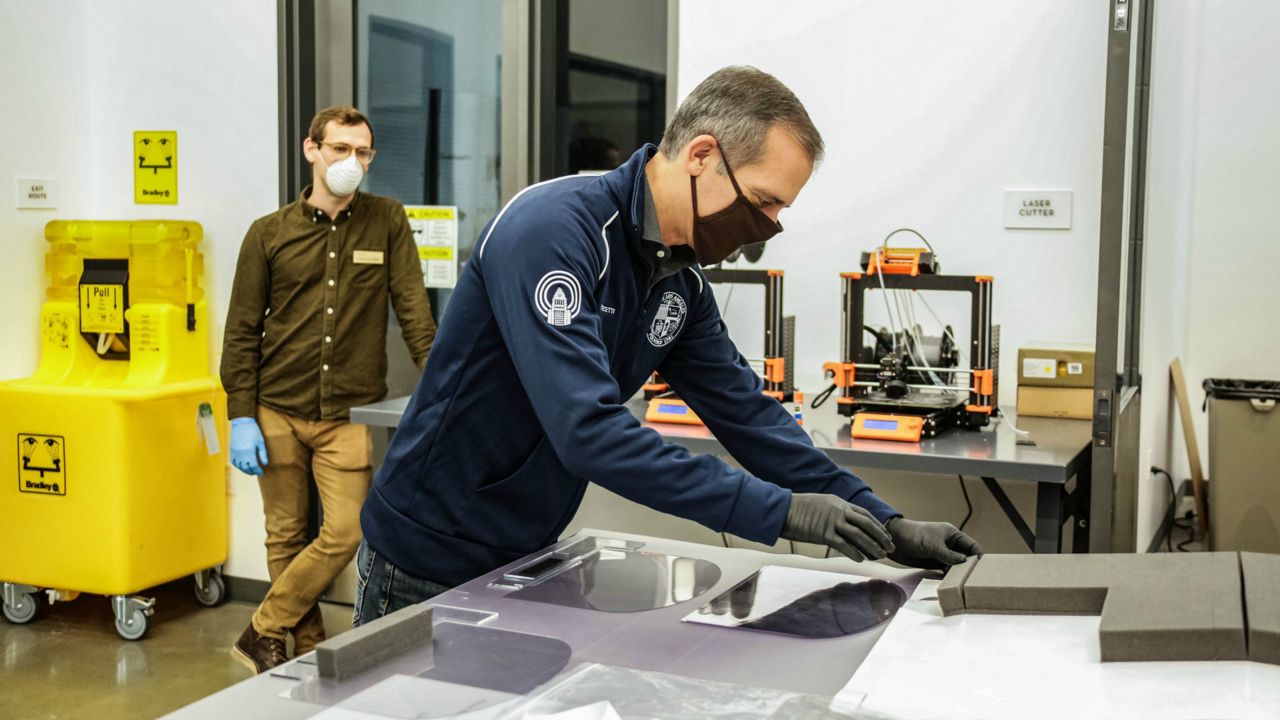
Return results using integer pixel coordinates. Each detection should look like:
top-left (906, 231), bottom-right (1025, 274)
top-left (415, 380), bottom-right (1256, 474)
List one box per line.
top-left (321, 154), bottom-right (364, 197)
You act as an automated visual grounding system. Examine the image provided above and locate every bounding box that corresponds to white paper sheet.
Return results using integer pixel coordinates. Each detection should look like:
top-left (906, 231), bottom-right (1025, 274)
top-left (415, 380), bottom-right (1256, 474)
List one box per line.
top-left (522, 700), bottom-right (622, 720)
top-left (307, 673), bottom-right (522, 720)
top-left (833, 580), bottom-right (1280, 720)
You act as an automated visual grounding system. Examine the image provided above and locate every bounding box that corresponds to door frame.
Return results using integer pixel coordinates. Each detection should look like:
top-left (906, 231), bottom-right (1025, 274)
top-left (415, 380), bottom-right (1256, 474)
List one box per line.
top-left (1092, 0), bottom-right (1154, 552)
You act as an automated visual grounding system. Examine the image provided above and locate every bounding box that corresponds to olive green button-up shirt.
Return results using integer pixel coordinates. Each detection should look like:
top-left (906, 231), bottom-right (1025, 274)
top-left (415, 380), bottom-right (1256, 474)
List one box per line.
top-left (221, 187), bottom-right (436, 421)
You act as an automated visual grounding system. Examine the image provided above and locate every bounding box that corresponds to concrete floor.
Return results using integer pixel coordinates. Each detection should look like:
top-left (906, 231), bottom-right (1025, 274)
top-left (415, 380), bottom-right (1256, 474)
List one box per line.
top-left (0, 581), bottom-right (351, 720)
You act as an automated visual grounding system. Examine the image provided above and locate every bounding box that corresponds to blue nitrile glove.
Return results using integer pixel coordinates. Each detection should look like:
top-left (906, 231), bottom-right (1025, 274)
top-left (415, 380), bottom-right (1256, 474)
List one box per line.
top-left (230, 417), bottom-right (269, 476)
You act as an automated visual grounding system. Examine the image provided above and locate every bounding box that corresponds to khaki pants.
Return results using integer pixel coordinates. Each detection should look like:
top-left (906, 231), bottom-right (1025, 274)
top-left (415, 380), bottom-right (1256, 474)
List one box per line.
top-left (251, 405), bottom-right (372, 649)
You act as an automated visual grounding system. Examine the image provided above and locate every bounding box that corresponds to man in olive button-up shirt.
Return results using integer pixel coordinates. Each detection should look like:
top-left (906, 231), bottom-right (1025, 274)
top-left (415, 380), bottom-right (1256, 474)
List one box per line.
top-left (220, 106), bottom-right (434, 674)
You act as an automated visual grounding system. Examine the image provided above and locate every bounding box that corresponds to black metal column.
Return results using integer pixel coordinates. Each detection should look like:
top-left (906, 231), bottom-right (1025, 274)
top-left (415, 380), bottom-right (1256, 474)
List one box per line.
top-left (278, 0), bottom-right (317, 206)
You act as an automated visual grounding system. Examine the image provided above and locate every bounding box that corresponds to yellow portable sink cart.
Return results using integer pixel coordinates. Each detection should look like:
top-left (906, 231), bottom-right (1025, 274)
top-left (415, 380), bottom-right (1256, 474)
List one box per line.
top-left (0, 220), bottom-right (228, 640)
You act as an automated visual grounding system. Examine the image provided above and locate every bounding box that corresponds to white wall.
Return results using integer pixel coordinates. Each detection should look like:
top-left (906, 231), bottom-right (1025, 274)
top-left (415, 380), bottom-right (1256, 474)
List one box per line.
top-left (1133, 1), bottom-right (1200, 548)
top-left (682, 0), bottom-right (1108, 551)
top-left (79, 0), bottom-right (279, 320)
top-left (1, 0), bottom-right (279, 580)
top-left (684, 0), bottom-right (1280, 553)
top-left (1178, 0), bottom-right (1280, 458)
top-left (692, 0), bottom-right (1107, 398)
top-left (0, 1), bottom-right (92, 381)
top-left (1138, 0), bottom-right (1280, 546)
top-left (92, 0), bottom-right (280, 581)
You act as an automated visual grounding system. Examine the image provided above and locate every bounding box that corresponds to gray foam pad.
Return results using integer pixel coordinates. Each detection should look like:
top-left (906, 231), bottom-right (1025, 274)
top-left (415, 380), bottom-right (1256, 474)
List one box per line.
top-left (937, 555), bottom-right (978, 615)
top-left (315, 603), bottom-right (433, 681)
top-left (940, 553), bottom-right (1248, 663)
top-left (1242, 552), bottom-right (1280, 665)
top-left (1097, 553), bottom-right (1244, 662)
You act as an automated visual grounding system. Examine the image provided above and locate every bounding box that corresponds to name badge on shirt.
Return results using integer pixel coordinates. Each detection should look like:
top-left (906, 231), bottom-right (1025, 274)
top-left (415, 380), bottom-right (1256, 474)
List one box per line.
top-left (353, 250), bottom-right (385, 265)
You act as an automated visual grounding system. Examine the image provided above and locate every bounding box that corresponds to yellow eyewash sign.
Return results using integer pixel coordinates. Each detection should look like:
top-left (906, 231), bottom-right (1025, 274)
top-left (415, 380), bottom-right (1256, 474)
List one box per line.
top-left (80, 284), bottom-right (125, 333)
top-left (18, 434), bottom-right (67, 496)
top-left (134, 130), bottom-right (178, 204)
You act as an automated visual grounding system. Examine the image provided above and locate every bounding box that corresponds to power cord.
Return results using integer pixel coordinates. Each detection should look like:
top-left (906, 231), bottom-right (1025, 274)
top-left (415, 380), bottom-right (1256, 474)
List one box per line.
top-left (882, 227), bottom-right (936, 254)
top-left (811, 383), bottom-right (837, 409)
top-left (721, 283), bottom-right (736, 317)
top-left (1153, 466), bottom-right (1197, 551)
top-left (874, 228), bottom-right (933, 353)
top-left (1153, 467), bottom-right (1176, 552)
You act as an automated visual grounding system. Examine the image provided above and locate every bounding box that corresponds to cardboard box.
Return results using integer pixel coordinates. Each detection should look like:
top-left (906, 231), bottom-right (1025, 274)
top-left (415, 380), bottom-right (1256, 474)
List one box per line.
top-left (1017, 344), bottom-right (1095, 389)
top-left (1017, 386), bottom-right (1092, 420)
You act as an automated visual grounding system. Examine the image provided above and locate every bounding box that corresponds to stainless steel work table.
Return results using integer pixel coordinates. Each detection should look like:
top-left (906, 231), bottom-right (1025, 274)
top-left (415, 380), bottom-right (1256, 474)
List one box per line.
top-left (350, 394), bottom-right (1093, 554)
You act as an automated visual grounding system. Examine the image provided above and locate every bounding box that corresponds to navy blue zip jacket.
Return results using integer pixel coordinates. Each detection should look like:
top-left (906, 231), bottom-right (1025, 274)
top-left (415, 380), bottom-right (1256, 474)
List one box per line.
top-left (360, 145), bottom-right (900, 586)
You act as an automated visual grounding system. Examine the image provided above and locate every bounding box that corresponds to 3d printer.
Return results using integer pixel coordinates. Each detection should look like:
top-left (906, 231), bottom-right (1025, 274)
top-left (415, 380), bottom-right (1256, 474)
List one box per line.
top-left (815, 235), bottom-right (999, 442)
top-left (644, 267), bottom-right (801, 425)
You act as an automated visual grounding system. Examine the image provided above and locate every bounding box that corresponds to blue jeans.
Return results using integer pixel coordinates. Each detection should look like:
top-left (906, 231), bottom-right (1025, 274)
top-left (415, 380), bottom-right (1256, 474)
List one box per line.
top-left (353, 539), bottom-right (452, 627)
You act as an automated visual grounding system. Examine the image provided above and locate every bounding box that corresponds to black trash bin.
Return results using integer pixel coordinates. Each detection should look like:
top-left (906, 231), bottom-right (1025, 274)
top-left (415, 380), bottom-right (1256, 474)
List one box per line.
top-left (1203, 378), bottom-right (1280, 552)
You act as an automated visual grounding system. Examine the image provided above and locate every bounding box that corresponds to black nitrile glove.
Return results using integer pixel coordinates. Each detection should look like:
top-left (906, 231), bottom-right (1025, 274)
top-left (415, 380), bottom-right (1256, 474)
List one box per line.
top-left (780, 493), bottom-right (895, 563)
top-left (885, 518), bottom-right (983, 570)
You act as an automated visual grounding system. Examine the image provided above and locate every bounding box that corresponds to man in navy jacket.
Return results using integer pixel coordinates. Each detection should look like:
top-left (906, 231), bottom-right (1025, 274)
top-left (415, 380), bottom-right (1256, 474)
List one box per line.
top-left (356, 67), bottom-right (981, 621)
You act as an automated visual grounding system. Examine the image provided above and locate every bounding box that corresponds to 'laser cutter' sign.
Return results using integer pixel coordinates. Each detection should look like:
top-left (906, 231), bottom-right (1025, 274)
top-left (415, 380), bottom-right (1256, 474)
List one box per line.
top-left (1003, 190), bottom-right (1071, 230)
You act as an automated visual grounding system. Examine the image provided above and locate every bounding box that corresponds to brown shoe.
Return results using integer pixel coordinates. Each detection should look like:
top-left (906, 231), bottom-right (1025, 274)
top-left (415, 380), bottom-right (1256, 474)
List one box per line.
top-left (231, 623), bottom-right (287, 674)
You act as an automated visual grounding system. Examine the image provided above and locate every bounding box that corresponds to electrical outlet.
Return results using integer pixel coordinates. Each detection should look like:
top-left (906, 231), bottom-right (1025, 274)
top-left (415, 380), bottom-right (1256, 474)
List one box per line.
top-left (1176, 493), bottom-right (1197, 518)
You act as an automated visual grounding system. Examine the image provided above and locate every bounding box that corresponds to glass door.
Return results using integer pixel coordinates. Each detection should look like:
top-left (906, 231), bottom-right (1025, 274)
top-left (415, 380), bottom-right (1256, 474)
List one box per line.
top-left (356, 1), bottom-right (504, 325)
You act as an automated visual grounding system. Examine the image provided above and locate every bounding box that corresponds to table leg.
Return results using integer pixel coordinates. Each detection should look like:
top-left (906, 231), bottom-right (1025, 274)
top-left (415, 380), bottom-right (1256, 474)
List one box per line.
top-left (1071, 447), bottom-right (1093, 553)
top-left (1034, 482), bottom-right (1065, 553)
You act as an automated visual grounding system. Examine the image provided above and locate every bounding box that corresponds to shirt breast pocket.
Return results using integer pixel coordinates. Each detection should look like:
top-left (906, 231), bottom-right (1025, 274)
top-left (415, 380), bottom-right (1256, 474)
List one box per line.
top-left (349, 251), bottom-right (387, 288)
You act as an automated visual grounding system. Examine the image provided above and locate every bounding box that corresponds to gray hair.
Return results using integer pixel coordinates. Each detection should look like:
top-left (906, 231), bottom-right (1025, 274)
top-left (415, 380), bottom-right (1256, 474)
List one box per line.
top-left (658, 66), bottom-right (824, 170)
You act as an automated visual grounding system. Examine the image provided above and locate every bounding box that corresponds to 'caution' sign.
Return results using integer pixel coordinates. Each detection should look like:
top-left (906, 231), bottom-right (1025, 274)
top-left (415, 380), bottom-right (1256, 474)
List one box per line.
top-left (134, 130), bottom-right (178, 204)
top-left (406, 205), bottom-right (458, 289)
top-left (80, 284), bottom-right (125, 333)
top-left (18, 434), bottom-right (67, 496)
top-left (417, 246), bottom-right (454, 261)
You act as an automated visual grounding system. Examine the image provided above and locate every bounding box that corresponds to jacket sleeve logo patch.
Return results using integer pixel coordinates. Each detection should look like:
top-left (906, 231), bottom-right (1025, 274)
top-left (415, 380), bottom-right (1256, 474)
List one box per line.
top-left (534, 271), bottom-right (582, 327)
top-left (647, 292), bottom-right (687, 347)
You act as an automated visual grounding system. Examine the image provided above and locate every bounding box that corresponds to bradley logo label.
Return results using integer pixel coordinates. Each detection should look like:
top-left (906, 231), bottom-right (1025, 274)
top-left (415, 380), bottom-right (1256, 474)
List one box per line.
top-left (17, 434), bottom-right (66, 496)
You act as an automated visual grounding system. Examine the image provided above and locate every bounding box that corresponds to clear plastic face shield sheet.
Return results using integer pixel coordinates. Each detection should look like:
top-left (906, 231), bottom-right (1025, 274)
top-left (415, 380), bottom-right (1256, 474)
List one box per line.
top-left (496, 537), bottom-right (722, 613)
top-left (278, 538), bottom-right (921, 720)
top-left (277, 606), bottom-right (573, 719)
top-left (280, 538), bottom-right (727, 718)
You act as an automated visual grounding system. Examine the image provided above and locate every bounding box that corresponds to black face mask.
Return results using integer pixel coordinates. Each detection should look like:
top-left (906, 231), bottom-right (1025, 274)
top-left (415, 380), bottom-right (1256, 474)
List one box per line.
top-left (690, 149), bottom-right (783, 266)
